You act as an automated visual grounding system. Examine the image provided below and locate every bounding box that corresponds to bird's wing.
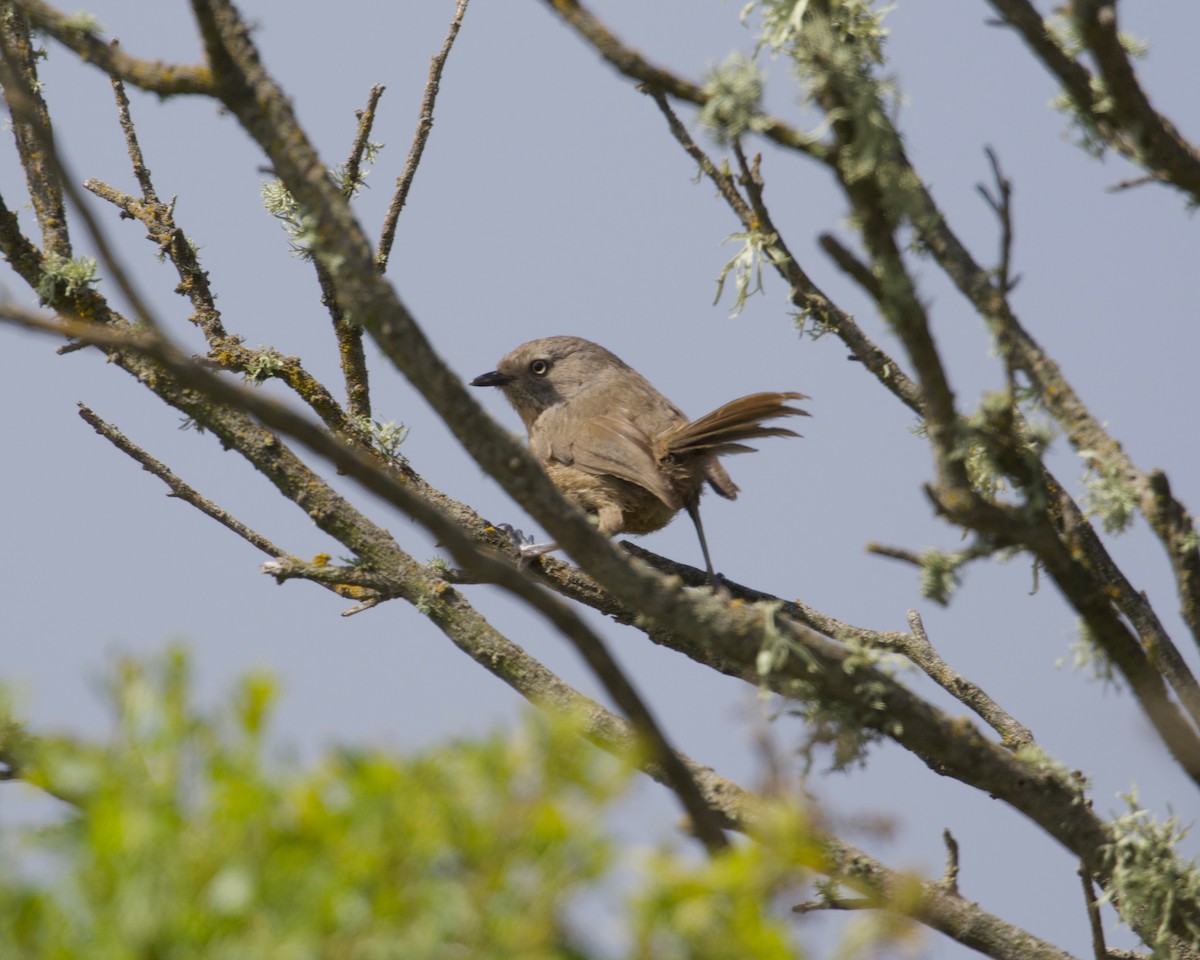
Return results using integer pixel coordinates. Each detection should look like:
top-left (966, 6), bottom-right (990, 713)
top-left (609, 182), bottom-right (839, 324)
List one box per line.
top-left (554, 414), bottom-right (681, 510)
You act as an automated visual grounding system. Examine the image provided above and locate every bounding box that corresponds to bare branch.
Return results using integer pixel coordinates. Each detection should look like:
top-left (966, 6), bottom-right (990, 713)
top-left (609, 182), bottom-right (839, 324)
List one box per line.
top-left (77, 403), bottom-right (287, 560)
top-left (377, 0), bottom-right (471, 273)
top-left (108, 51), bottom-right (159, 204)
top-left (538, 0), bottom-right (830, 162)
top-left (818, 232), bottom-right (883, 302)
top-left (7, 0), bottom-right (213, 95)
top-left (976, 147), bottom-right (1019, 295)
top-left (1080, 866), bottom-right (1108, 960)
top-left (866, 543), bottom-right (923, 567)
top-left (899, 610), bottom-right (1036, 749)
top-left (940, 829), bottom-right (961, 896)
top-left (329, 84), bottom-right (387, 421)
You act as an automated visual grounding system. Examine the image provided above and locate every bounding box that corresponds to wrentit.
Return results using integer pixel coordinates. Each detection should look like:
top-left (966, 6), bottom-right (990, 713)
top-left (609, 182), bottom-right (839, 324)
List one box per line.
top-left (471, 336), bottom-right (808, 579)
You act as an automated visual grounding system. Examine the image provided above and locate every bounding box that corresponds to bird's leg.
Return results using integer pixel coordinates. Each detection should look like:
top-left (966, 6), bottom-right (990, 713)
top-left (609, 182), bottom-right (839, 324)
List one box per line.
top-left (499, 503), bottom-right (626, 570)
top-left (683, 499), bottom-right (719, 586)
top-left (495, 523), bottom-right (559, 566)
top-left (518, 541), bottom-right (560, 565)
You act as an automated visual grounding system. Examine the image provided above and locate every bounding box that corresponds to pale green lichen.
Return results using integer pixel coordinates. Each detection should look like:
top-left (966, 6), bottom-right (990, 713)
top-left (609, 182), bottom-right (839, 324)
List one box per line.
top-left (1056, 619), bottom-right (1122, 692)
top-left (62, 12), bottom-right (103, 34)
top-left (1081, 457), bottom-right (1138, 534)
top-left (261, 179), bottom-right (319, 259)
top-left (36, 253), bottom-right (98, 301)
top-left (714, 229), bottom-right (788, 317)
top-left (1100, 789), bottom-right (1200, 954)
top-left (244, 347), bottom-right (286, 383)
top-left (332, 140), bottom-right (383, 198)
top-left (918, 549), bottom-right (961, 606)
top-left (353, 416), bottom-right (409, 462)
top-left (699, 52), bottom-right (769, 145)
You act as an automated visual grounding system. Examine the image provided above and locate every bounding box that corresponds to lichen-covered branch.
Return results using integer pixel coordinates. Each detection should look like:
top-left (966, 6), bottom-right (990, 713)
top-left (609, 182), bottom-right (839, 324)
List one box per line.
top-left (7, 0), bottom-right (213, 96)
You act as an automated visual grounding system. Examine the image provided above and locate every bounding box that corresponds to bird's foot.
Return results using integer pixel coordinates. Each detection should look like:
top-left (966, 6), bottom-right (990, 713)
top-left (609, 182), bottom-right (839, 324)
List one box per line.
top-left (495, 524), bottom-right (559, 568)
top-left (496, 523), bottom-right (533, 551)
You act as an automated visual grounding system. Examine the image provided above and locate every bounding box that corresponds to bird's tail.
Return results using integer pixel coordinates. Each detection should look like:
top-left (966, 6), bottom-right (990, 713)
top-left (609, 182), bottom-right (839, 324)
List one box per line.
top-left (658, 391), bottom-right (810, 461)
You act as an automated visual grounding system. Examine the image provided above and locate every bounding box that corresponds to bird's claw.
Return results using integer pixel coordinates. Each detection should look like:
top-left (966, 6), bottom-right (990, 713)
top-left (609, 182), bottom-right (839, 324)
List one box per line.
top-left (495, 523), bottom-right (557, 569)
top-left (496, 523), bottom-right (535, 551)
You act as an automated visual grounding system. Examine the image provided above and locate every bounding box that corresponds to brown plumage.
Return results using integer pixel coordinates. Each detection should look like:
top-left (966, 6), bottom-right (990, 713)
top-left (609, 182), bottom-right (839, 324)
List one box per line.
top-left (471, 335), bottom-right (808, 579)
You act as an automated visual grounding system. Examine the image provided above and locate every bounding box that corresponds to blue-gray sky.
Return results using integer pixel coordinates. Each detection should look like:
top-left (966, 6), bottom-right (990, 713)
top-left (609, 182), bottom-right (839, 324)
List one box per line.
top-left (2, 2), bottom-right (1197, 956)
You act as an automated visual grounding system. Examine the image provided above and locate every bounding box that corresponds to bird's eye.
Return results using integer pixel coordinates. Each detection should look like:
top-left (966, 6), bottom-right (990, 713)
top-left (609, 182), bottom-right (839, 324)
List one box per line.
top-left (530, 359), bottom-right (550, 376)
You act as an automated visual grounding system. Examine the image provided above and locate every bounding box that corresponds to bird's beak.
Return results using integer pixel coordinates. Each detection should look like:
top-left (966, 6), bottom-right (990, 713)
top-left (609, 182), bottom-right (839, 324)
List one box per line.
top-left (470, 370), bottom-right (515, 388)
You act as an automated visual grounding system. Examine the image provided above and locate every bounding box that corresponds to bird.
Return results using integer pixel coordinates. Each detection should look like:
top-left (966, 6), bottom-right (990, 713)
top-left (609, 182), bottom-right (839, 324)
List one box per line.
top-left (470, 335), bottom-right (808, 581)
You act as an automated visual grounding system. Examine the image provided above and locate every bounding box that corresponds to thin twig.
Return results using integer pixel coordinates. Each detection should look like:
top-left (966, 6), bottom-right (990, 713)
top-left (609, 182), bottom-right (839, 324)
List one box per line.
top-left (818, 232), bottom-right (882, 302)
top-left (976, 146), bottom-right (1018, 295)
top-left (1079, 865), bottom-right (1107, 960)
top-left (80, 169), bottom-right (357, 438)
top-left (1107, 173), bottom-right (1161, 192)
top-left (940, 828), bottom-right (961, 896)
top-left (6, 0), bottom-right (211, 95)
top-left (342, 84), bottom-right (385, 199)
top-left (901, 610), bottom-right (1035, 749)
top-left (376, 0), bottom-right (471, 273)
top-left (325, 84), bottom-right (386, 421)
top-left (77, 404), bottom-right (286, 559)
top-left (537, 0), bottom-right (829, 162)
top-left (109, 45), bottom-right (159, 204)
top-left (792, 896), bottom-right (875, 914)
top-left (866, 542), bottom-right (923, 567)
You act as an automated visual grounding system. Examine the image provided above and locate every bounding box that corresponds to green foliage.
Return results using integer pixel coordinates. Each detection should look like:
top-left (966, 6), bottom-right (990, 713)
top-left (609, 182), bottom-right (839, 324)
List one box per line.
top-left (0, 650), bottom-right (819, 959)
top-left (632, 802), bottom-right (821, 959)
top-left (0, 650), bottom-right (624, 958)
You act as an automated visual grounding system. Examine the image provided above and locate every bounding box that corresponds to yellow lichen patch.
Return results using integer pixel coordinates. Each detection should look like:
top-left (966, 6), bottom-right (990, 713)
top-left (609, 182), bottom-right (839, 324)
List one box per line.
top-left (311, 552), bottom-right (331, 566)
